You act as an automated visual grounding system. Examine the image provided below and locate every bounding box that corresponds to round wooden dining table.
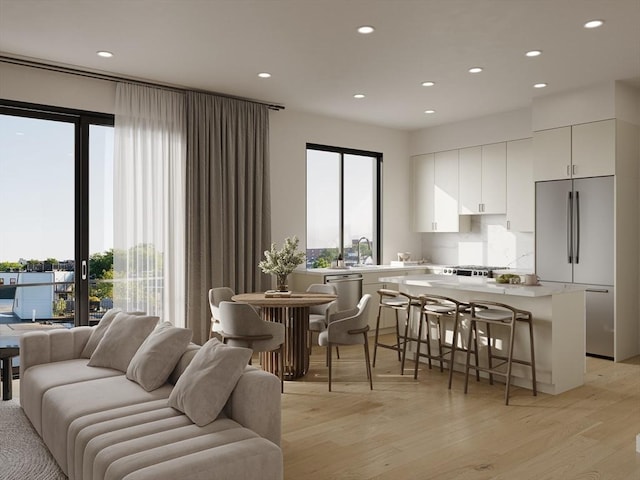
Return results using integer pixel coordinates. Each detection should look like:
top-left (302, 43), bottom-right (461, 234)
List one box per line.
top-left (231, 292), bottom-right (337, 379)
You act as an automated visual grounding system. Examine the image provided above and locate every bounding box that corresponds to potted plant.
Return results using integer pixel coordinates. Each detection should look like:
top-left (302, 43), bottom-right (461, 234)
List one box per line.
top-left (259, 236), bottom-right (306, 292)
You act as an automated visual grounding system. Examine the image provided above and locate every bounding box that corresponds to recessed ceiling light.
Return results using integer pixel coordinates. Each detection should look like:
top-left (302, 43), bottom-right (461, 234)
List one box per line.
top-left (421, 81), bottom-right (435, 87)
top-left (96, 51), bottom-right (113, 58)
top-left (357, 25), bottom-right (375, 34)
top-left (258, 72), bottom-right (271, 78)
top-left (424, 109), bottom-right (436, 114)
top-left (526, 50), bottom-right (542, 57)
top-left (468, 67), bottom-right (483, 73)
top-left (534, 83), bottom-right (548, 89)
top-left (353, 93), bottom-right (366, 99)
top-left (584, 19), bottom-right (604, 29)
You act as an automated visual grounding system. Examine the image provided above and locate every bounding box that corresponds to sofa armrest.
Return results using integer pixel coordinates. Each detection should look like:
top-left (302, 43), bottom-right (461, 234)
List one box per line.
top-left (225, 367), bottom-right (281, 447)
top-left (19, 327), bottom-right (93, 376)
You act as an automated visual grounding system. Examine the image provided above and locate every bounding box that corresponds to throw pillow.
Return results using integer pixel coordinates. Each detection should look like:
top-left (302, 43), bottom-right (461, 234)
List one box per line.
top-left (87, 312), bottom-right (159, 372)
top-left (126, 321), bottom-right (193, 391)
top-left (168, 338), bottom-right (252, 426)
top-left (80, 308), bottom-right (122, 358)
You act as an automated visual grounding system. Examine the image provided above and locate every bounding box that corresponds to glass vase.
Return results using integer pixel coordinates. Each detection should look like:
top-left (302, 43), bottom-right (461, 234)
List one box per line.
top-left (276, 274), bottom-right (289, 292)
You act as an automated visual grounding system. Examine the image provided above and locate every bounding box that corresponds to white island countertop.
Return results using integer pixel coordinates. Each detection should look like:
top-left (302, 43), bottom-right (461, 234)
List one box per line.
top-left (378, 274), bottom-right (585, 298)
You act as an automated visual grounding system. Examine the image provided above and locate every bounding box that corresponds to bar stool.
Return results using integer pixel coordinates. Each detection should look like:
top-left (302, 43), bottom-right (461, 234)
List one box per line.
top-left (372, 289), bottom-right (420, 373)
top-left (463, 300), bottom-right (537, 405)
top-left (406, 294), bottom-right (478, 387)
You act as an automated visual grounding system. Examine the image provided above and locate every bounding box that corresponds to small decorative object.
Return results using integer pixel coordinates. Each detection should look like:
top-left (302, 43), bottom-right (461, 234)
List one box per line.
top-left (259, 236), bottom-right (306, 292)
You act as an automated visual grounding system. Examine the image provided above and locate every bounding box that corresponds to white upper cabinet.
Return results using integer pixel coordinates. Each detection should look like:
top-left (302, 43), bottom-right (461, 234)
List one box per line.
top-left (571, 119), bottom-right (615, 178)
top-left (533, 120), bottom-right (615, 181)
top-left (533, 126), bottom-right (571, 181)
top-left (459, 142), bottom-right (506, 214)
top-left (506, 138), bottom-right (534, 232)
top-left (412, 150), bottom-right (468, 232)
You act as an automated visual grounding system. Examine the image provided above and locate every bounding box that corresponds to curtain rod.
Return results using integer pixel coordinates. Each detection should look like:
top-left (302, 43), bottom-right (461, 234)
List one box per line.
top-left (0, 55), bottom-right (285, 111)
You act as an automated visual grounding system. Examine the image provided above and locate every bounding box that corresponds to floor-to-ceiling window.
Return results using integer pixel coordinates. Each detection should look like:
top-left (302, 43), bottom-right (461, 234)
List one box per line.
top-left (306, 143), bottom-right (381, 268)
top-left (0, 101), bottom-right (114, 325)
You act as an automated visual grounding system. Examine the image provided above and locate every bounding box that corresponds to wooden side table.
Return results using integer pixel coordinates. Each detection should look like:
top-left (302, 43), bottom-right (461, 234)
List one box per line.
top-left (0, 344), bottom-right (20, 401)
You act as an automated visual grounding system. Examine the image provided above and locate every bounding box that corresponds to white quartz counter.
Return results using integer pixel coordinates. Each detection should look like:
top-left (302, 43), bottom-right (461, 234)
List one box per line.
top-left (378, 274), bottom-right (586, 298)
top-left (296, 264), bottom-right (437, 276)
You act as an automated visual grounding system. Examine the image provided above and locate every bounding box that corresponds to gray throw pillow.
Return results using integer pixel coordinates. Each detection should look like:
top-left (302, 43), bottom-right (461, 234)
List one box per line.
top-left (168, 338), bottom-right (252, 427)
top-left (87, 312), bottom-right (159, 372)
top-left (80, 308), bottom-right (122, 358)
top-left (126, 321), bottom-right (193, 391)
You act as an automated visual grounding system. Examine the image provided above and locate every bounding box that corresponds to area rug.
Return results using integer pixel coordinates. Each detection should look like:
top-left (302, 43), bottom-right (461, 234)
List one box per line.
top-left (0, 399), bottom-right (66, 480)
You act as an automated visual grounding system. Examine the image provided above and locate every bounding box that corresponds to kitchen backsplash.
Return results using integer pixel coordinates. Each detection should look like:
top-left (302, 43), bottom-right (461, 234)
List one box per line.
top-left (422, 215), bottom-right (534, 270)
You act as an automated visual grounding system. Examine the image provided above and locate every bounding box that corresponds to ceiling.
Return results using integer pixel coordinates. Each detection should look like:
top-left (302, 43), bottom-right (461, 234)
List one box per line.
top-left (1, 0), bottom-right (639, 131)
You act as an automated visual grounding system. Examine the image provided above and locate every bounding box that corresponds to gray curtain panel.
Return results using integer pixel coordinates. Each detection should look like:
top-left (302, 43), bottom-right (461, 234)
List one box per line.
top-left (185, 92), bottom-right (271, 345)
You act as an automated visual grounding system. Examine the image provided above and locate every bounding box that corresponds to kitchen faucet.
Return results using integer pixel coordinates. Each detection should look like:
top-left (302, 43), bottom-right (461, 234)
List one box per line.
top-left (357, 236), bottom-right (371, 265)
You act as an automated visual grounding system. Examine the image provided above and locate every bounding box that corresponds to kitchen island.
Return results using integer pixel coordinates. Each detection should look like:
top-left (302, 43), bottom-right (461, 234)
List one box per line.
top-left (379, 274), bottom-right (586, 395)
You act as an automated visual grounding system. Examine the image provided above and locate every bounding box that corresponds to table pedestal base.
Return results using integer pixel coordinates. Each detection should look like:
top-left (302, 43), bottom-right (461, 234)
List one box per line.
top-left (260, 306), bottom-right (309, 380)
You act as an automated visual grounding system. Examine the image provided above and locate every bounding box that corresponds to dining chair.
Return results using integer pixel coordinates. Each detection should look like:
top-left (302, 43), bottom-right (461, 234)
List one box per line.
top-left (318, 294), bottom-right (373, 391)
top-left (306, 283), bottom-right (338, 354)
top-left (208, 287), bottom-right (235, 339)
top-left (219, 301), bottom-right (286, 392)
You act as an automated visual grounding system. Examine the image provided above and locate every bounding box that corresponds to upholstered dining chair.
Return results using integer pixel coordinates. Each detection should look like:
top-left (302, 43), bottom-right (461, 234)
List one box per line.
top-left (208, 287), bottom-right (235, 339)
top-left (306, 283), bottom-right (338, 353)
top-left (218, 301), bottom-right (286, 392)
top-left (318, 294), bottom-right (373, 391)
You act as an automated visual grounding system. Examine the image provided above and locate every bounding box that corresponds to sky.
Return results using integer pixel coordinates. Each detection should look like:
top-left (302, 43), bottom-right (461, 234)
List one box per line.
top-left (0, 114), bottom-right (114, 262)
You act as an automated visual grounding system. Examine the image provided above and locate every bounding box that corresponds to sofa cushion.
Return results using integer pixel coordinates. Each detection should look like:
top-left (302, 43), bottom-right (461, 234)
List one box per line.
top-left (88, 312), bottom-right (159, 372)
top-left (126, 322), bottom-right (192, 391)
top-left (168, 338), bottom-right (252, 427)
top-left (81, 308), bottom-right (122, 358)
top-left (41, 375), bottom-right (173, 474)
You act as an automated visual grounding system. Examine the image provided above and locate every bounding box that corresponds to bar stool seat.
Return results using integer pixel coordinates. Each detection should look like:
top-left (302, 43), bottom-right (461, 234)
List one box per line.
top-left (464, 300), bottom-right (537, 405)
top-left (372, 289), bottom-right (420, 374)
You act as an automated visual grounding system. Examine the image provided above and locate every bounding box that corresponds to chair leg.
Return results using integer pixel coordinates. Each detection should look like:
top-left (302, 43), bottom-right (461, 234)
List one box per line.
top-left (504, 321), bottom-right (516, 405)
top-left (394, 309), bottom-right (402, 362)
top-left (447, 314), bottom-right (459, 389)
top-left (436, 316), bottom-right (444, 373)
top-left (327, 344), bottom-right (333, 392)
top-left (413, 309), bottom-right (425, 379)
top-left (279, 345), bottom-right (284, 393)
top-left (528, 317), bottom-right (537, 396)
top-left (401, 306), bottom-right (412, 375)
top-left (463, 319), bottom-right (476, 394)
top-left (486, 322), bottom-right (493, 385)
top-left (363, 334), bottom-right (373, 390)
top-left (425, 314), bottom-right (433, 370)
top-left (372, 305), bottom-right (383, 367)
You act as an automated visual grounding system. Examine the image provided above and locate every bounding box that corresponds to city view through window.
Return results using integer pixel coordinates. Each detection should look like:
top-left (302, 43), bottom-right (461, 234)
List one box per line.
top-left (0, 111), bottom-right (114, 323)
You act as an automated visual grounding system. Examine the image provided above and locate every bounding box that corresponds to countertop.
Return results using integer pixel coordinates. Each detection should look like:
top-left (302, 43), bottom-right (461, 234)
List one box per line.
top-left (294, 264), bottom-right (435, 276)
top-left (378, 274), bottom-right (586, 298)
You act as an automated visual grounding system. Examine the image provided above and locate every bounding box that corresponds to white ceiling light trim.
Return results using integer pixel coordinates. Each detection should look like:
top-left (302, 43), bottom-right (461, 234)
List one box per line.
top-left (533, 83), bottom-right (548, 88)
top-left (525, 50), bottom-right (542, 57)
top-left (424, 109), bottom-right (435, 114)
top-left (357, 25), bottom-right (375, 34)
top-left (468, 67), bottom-right (483, 73)
top-left (584, 19), bottom-right (604, 28)
top-left (353, 93), bottom-right (365, 99)
top-left (258, 72), bottom-right (271, 78)
top-left (96, 51), bottom-right (113, 58)
top-left (421, 81), bottom-right (435, 87)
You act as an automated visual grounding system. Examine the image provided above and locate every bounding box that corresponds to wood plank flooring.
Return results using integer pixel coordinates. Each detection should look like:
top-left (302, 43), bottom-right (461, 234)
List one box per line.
top-left (282, 336), bottom-right (640, 479)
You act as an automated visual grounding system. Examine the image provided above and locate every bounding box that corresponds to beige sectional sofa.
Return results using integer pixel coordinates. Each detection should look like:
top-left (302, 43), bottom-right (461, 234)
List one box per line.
top-left (19, 324), bottom-right (283, 480)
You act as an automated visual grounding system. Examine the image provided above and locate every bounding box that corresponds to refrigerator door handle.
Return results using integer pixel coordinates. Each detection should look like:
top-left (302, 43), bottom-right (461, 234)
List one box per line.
top-left (575, 191), bottom-right (580, 264)
top-left (567, 191), bottom-right (573, 263)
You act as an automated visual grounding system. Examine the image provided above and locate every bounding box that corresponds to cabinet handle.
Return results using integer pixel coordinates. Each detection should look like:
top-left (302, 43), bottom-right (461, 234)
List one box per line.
top-left (566, 165), bottom-right (571, 177)
top-left (434, 222), bottom-right (437, 231)
top-left (572, 164), bottom-right (576, 175)
top-left (507, 220), bottom-right (511, 230)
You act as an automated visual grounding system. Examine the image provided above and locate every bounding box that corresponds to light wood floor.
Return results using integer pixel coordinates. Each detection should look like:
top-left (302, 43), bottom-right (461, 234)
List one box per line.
top-left (281, 336), bottom-right (640, 480)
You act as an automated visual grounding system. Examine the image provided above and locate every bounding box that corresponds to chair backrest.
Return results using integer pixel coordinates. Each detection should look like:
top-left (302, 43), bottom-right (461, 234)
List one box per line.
top-left (208, 287), bottom-right (235, 322)
top-left (218, 301), bottom-right (285, 352)
top-left (306, 283), bottom-right (337, 315)
top-left (354, 294), bottom-right (372, 329)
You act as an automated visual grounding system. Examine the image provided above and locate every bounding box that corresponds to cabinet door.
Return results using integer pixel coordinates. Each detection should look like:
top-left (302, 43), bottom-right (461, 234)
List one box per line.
top-left (412, 154), bottom-right (435, 232)
top-left (458, 146), bottom-right (482, 214)
top-left (533, 126), bottom-right (571, 181)
top-left (506, 138), bottom-right (534, 232)
top-left (571, 119), bottom-right (615, 178)
top-left (480, 142), bottom-right (506, 214)
top-left (434, 150), bottom-right (461, 232)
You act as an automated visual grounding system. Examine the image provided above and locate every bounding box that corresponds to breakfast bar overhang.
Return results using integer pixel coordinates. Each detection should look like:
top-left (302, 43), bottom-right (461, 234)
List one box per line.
top-left (379, 274), bottom-right (587, 395)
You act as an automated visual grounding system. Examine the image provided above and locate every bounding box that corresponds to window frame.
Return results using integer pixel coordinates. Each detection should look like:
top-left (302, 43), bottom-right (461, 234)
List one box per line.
top-left (306, 143), bottom-right (382, 265)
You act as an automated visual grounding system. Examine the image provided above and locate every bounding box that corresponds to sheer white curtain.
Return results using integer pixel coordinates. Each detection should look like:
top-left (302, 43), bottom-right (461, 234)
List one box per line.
top-left (113, 83), bottom-right (186, 327)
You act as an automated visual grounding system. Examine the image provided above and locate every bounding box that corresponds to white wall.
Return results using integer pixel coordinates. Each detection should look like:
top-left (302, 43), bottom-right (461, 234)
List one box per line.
top-left (269, 109), bottom-right (417, 264)
top-left (408, 107), bottom-right (532, 155)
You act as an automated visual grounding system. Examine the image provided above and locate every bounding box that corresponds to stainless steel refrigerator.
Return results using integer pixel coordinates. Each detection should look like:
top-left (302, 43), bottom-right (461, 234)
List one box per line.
top-left (535, 175), bottom-right (614, 358)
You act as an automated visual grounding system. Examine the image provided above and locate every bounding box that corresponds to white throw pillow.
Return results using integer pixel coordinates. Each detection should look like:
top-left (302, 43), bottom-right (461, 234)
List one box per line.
top-left (80, 308), bottom-right (122, 358)
top-left (126, 321), bottom-right (193, 391)
top-left (87, 312), bottom-right (159, 372)
top-left (168, 338), bottom-right (252, 426)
